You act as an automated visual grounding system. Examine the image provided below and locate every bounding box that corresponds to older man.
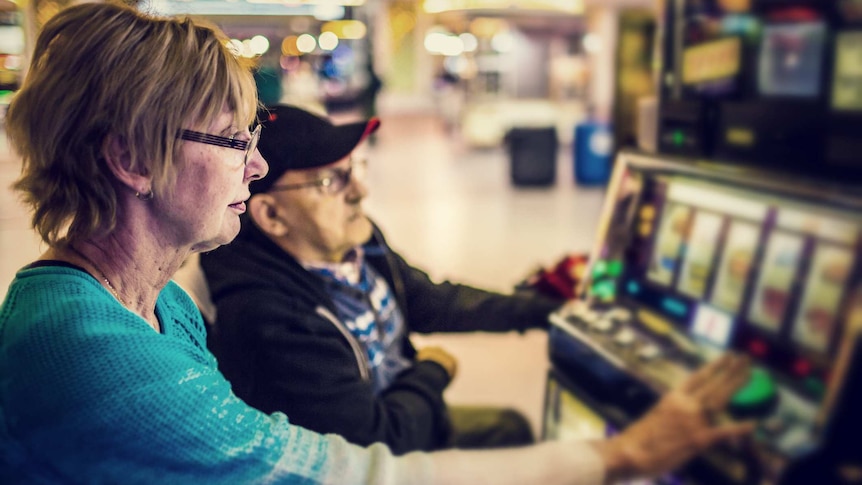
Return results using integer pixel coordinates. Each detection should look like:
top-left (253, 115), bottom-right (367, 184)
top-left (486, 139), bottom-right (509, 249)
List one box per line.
top-left (201, 105), bottom-right (565, 455)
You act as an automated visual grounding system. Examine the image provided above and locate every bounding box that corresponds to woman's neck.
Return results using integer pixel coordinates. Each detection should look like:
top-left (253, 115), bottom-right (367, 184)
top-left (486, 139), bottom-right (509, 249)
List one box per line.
top-left (49, 231), bottom-right (189, 333)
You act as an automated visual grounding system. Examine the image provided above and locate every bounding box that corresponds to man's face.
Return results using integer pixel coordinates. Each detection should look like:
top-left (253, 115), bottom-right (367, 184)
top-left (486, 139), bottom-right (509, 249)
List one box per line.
top-left (267, 154), bottom-right (373, 263)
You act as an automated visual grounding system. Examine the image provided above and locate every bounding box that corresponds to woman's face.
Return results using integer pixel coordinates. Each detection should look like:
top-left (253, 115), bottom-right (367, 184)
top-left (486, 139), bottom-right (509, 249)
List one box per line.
top-left (157, 109), bottom-right (268, 252)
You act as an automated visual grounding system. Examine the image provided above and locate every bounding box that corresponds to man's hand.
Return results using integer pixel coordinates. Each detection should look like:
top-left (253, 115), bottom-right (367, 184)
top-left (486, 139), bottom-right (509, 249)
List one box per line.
top-left (416, 346), bottom-right (458, 379)
top-left (595, 354), bottom-right (755, 483)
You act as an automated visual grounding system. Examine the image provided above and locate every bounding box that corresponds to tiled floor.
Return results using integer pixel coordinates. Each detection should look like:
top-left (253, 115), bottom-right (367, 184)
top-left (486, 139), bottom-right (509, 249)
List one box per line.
top-left (0, 105), bottom-right (607, 438)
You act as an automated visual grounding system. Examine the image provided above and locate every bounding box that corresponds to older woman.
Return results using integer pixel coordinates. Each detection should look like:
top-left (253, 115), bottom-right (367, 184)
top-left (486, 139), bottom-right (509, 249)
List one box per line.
top-left (0, 2), bottom-right (752, 484)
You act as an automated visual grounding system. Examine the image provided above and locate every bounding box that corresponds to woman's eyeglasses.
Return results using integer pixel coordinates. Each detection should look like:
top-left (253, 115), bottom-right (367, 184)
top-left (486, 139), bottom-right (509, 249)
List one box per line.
top-left (178, 124), bottom-right (261, 166)
top-left (269, 159), bottom-right (367, 196)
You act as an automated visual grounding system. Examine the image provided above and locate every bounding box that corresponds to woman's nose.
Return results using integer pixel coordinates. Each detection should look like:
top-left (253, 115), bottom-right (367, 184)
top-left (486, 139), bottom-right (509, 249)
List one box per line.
top-left (245, 149), bottom-right (269, 182)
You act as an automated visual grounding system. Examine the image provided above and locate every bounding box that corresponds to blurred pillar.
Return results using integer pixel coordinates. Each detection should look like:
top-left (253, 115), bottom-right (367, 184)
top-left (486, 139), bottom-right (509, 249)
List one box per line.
top-left (17, 0), bottom-right (33, 81)
top-left (20, 0), bottom-right (88, 81)
top-left (584, 5), bottom-right (618, 123)
top-left (381, 0), bottom-right (419, 93)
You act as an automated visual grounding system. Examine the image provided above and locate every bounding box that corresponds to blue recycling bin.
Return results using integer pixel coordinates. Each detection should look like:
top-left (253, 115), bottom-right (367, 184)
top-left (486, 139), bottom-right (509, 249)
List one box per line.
top-left (574, 122), bottom-right (613, 186)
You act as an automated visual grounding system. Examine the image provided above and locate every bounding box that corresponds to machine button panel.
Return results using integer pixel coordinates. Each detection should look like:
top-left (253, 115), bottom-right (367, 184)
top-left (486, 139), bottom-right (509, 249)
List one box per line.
top-left (614, 327), bottom-right (637, 346)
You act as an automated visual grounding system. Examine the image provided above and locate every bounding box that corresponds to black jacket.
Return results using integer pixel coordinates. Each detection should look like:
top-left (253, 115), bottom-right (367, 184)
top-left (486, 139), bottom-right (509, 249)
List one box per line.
top-left (201, 215), bottom-right (562, 455)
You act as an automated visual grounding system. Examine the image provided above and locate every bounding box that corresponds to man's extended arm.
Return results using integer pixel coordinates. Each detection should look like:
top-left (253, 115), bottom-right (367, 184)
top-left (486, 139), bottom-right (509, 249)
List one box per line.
top-left (378, 245), bottom-right (564, 334)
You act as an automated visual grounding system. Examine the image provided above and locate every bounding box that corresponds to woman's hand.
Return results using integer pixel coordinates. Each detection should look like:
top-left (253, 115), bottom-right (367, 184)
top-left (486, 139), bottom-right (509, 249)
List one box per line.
top-left (595, 354), bottom-right (755, 483)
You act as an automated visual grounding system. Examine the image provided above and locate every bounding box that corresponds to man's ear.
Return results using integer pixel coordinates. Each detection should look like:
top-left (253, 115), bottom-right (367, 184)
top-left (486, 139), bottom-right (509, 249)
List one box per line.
top-left (248, 194), bottom-right (289, 237)
top-left (102, 133), bottom-right (152, 196)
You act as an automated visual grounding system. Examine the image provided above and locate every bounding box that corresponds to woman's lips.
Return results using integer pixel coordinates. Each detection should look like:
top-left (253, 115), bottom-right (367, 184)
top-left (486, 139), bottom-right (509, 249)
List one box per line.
top-left (229, 201), bottom-right (246, 213)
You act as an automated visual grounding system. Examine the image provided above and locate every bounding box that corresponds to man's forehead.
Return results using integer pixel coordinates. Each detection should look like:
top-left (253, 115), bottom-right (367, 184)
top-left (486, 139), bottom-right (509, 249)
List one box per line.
top-left (278, 157), bottom-right (347, 183)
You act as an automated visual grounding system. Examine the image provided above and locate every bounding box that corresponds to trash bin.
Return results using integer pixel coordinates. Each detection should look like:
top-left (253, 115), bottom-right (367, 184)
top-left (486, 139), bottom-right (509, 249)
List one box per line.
top-left (574, 122), bottom-right (613, 185)
top-left (504, 126), bottom-right (558, 187)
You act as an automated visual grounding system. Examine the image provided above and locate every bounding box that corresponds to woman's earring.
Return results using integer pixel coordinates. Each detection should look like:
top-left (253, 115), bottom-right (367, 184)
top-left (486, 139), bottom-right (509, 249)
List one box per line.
top-left (135, 189), bottom-right (154, 201)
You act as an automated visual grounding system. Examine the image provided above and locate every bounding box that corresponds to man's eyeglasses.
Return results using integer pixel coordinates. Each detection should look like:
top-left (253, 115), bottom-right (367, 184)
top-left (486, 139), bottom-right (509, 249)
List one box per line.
top-left (269, 159), bottom-right (367, 196)
top-left (178, 124), bottom-right (261, 166)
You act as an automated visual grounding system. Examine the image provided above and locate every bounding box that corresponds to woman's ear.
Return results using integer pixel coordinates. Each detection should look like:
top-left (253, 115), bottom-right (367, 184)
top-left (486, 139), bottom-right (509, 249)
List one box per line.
top-left (248, 194), bottom-right (289, 237)
top-left (102, 133), bottom-right (152, 197)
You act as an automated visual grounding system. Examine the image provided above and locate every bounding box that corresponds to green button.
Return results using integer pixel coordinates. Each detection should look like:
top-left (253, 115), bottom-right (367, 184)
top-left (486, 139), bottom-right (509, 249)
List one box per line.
top-left (592, 260), bottom-right (608, 278)
top-left (591, 280), bottom-right (616, 300)
top-left (731, 367), bottom-right (776, 406)
top-left (607, 260), bottom-right (623, 277)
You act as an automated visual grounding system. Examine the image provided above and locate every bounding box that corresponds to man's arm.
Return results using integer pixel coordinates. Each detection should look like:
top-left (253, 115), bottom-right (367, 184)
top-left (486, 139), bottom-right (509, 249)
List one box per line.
top-left (213, 290), bottom-right (455, 455)
top-left (381, 247), bottom-right (563, 334)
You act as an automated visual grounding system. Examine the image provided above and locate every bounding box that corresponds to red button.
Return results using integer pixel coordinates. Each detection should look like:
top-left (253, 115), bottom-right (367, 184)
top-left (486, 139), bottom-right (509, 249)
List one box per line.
top-left (748, 339), bottom-right (768, 357)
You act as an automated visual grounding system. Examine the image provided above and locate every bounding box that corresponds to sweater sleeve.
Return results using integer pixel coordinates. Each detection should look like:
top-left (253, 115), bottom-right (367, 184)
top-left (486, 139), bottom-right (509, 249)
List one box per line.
top-left (213, 287), bottom-right (454, 455)
top-left (0, 270), bottom-right (609, 485)
top-left (0, 277), bottom-right (333, 483)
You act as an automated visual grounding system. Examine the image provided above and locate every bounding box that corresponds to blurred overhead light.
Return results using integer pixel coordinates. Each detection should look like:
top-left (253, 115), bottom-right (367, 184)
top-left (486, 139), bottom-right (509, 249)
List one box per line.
top-left (490, 31), bottom-right (514, 53)
top-left (459, 33), bottom-right (477, 52)
top-left (424, 0), bottom-right (582, 14)
top-left (152, 0), bottom-right (364, 16)
top-left (151, 0), bottom-right (315, 16)
top-left (296, 33), bottom-right (317, 54)
top-left (226, 39), bottom-right (244, 56)
top-left (424, 30), bottom-right (464, 57)
top-left (321, 20), bottom-right (367, 40)
top-left (318, 31), bottom-right (339, 51)
top-left (249, 35), bottom-right (270, 55)
top-left (282, 36), bottom-right (301, 56)
top-left (247, 0), bottom-right (365, 5)
top-left (313, 4), bottom-right (345, 20)
top-left (241, 39), bottom-right (256, 58)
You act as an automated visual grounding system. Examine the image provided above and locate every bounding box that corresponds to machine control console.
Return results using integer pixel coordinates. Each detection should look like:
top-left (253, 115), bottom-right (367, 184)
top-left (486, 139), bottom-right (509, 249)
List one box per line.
top-left (552, 301), bottom-right (826, 483)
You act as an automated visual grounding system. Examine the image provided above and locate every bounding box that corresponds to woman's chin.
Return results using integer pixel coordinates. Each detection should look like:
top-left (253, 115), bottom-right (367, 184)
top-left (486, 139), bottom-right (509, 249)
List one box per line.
top-left (191, 222), bottom-right (240, 253)
top-left (189, 240), bottom-right (221, 254)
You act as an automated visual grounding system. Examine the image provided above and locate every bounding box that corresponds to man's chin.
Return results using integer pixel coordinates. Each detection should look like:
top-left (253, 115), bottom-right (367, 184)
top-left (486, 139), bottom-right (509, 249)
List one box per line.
top-left (351, 216), bottom-right (373, 242)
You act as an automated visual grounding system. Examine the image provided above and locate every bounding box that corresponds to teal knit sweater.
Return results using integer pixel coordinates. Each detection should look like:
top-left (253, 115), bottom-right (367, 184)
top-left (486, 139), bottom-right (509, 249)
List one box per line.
top-left (0, 264), bottom-right (414, 484)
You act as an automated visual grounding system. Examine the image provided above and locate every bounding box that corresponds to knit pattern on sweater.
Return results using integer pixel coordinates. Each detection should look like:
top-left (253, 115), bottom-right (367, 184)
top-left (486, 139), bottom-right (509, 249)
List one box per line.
top-left (0, 265), bottom-right (346, 484)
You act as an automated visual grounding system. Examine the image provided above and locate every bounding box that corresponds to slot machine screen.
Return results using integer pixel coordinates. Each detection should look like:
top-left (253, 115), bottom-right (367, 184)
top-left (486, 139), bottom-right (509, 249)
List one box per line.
top-left (586, 152), bottom-right (861, 405)
top-left (832, 31), bottom-right (862, 111)
top-left (676, 5), bottom-right (759, 98)
top-left (758, 21), bottom-right (827, 97)
top-left (553, 152), bottom-right (862, 481)
top-left (682, 36), bottom-right (743, 95)
top-left (839, 0), bottom-right (862, 22)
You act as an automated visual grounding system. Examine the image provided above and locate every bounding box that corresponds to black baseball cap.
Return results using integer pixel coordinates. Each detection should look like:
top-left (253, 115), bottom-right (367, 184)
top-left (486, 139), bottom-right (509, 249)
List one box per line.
top-left (251, 104), bottom-right (380, 195)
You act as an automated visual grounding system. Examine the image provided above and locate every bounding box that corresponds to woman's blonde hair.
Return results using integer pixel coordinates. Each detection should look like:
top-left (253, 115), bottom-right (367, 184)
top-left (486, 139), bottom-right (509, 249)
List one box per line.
top-left (6, 1), bottom-right (259, 246)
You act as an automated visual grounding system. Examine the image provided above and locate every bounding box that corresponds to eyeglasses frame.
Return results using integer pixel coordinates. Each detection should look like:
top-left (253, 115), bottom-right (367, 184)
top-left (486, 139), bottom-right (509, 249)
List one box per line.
top-left (178, 124), bottom-right (261, 166)
top-left (268, 158), bottom-right (366, 195)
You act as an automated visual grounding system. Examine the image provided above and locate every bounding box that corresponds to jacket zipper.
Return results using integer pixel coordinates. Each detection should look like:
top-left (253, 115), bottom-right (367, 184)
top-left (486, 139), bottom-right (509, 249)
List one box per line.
top-left (315, 305), bottom-right (371, 382)
top-left (371, 226), bottom-right (409, 323)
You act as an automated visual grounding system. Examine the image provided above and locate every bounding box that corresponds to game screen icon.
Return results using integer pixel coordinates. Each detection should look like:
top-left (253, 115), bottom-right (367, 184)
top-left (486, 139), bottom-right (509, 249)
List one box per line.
top-left (711, 221), bottom-right (761, 313)
top-left (748, 231), bottom-right (805, 332)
